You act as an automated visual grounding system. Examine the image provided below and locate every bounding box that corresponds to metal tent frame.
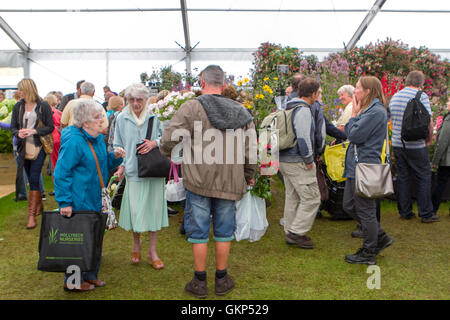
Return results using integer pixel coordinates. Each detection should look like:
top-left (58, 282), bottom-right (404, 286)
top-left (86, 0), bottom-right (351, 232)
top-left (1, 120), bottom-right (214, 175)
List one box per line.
top-left (1, 0), bottom-right (449, 85)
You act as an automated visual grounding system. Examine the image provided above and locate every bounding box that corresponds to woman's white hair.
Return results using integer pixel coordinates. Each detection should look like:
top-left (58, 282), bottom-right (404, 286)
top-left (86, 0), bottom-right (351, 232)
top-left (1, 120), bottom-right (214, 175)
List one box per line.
top-left (124, 83), bottom-right (149, 99)
top-left (337, 84), bottom-right (355, 97)
top-left (72, 99), bottom-right (104, 128)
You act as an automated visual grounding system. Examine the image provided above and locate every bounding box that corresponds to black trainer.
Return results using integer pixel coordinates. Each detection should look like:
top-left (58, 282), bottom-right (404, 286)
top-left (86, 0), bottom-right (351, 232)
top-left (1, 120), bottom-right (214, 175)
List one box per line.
top-left (345, 248), bottom-right (377, 265)
top-left (376, 233), bottom-right (394, 254)
top-left (215, 274), bottom-right (235, 296)
top-left (421, 215), bottom-right (440, 223)
top-left (400, 213), bottom-right (416, 220)
top-left (351, 229), bottom-right (366, 238)
top-left (185, 276), bottom-right (207, 299)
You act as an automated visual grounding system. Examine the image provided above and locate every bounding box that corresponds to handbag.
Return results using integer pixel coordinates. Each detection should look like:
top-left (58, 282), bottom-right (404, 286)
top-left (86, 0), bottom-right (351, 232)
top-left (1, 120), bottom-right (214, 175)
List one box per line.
top-left (37, 210), bottom-right (107, 272)
top-left (38, 118), bottom-right (54, 155)
top-left (86, 139), bottom-right (119, 230)
top-left (25, 141), bottom-right (41, 160)
top-left (354, 123), bottom-right (394, 199)
top-left (165, 162), bottom-right (186, 202)
top-left (137, 116), bottom-right (171, 178)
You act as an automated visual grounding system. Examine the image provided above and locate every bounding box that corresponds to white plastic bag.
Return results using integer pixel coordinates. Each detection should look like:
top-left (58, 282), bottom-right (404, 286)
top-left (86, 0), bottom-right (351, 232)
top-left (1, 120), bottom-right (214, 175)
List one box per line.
top-left (234, 190), bottom-right (268, 242)
top-left (165, 163), bottom-right (186, 202)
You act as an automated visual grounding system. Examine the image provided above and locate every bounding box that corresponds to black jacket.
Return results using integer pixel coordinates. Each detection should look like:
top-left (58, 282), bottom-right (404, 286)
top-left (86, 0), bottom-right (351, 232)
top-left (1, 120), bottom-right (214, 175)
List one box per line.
top-left (10, 98), bottom-right (54, 150)
top-left (10, 98), bottom-right (54, 196)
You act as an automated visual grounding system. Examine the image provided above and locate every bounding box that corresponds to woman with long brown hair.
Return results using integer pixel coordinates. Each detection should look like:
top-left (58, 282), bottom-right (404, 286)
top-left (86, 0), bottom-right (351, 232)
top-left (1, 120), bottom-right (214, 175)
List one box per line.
top-left (10, 78), bottom-right (54, 229)
top-left (342, 76), bottom-right (393, 265)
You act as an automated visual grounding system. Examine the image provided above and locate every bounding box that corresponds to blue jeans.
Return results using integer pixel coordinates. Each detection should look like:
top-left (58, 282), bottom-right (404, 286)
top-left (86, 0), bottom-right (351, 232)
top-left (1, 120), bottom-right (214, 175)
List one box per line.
top-left (393, 147), bottom-right (434, 218)
top-left (23, 149), bottom-right (46, 191)
top-left (184, 190), bottom-right (236, 244)
top-left (13, 147), bottom-right (27, 199)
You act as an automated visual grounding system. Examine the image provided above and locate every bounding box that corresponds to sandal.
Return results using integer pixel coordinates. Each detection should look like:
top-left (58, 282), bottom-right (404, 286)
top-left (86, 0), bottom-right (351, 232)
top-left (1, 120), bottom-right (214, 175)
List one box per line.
top-left (148, 257), bottom-right (164, 270)
top-left (131, 252), bottom-right (141, 264)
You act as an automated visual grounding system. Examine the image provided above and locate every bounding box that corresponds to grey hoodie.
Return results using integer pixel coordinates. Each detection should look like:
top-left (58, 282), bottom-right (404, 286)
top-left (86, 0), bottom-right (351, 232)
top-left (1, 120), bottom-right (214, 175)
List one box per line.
top-left (196, 94), bottom-right (253, 130)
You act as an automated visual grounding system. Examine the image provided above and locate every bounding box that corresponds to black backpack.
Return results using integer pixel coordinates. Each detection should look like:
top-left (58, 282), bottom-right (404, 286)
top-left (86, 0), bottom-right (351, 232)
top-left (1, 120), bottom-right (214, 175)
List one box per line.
top-left (401, 90), bottom-right (430, 146)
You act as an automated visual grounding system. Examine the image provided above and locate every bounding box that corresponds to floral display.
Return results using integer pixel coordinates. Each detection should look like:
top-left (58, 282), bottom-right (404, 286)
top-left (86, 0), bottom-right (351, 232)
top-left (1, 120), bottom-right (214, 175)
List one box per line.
top-left (148, 91), bottom-right (196, 121)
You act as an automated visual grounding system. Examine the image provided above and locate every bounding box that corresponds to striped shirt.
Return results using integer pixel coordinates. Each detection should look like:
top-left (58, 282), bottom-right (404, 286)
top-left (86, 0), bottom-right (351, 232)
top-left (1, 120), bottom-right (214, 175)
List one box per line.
top-left (388, 87), bottom-right (432, 149)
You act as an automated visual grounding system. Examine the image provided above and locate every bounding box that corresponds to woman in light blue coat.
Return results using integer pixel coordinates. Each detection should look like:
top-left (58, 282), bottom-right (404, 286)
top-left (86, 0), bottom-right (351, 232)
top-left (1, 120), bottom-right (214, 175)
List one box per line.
top-left (113, 83), bottom-right (168, 269)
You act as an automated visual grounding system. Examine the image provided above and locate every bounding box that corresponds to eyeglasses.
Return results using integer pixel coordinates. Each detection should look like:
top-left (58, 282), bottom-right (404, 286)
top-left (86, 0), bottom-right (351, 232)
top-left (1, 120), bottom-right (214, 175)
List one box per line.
top-left (128, 97), bottom-right (144, 103)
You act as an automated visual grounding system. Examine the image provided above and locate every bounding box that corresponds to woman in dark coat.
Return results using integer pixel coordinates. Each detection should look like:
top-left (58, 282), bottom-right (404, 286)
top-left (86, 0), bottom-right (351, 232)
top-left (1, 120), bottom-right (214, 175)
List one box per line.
top-left (10, 78), bottom-right (54, 229)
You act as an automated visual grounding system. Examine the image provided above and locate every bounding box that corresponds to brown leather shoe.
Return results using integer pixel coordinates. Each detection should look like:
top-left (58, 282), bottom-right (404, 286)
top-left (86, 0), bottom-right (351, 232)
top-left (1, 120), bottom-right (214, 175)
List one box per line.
top-left (215, 274), bottom-right (235, 296)
top-left (63, 281), bottom-right (95, 292)
top-left (86, 279), bottom-right (106, 287)
top-left (285, 232), bottom-right (314, 249)
top-left (26, 191), bottom-right (40, 229)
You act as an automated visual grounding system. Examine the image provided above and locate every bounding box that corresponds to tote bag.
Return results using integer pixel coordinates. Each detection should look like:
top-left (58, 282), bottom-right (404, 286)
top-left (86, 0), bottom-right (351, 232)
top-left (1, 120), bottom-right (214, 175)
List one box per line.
top-left (354, 124), bottom-right (394, 199)
top-left (37, 211), bottom-right (107, 272)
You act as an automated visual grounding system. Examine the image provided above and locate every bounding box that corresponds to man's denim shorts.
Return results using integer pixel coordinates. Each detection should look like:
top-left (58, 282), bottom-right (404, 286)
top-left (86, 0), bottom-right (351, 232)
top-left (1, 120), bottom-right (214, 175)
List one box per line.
top-left (184, 190), bottom-right (236, 244)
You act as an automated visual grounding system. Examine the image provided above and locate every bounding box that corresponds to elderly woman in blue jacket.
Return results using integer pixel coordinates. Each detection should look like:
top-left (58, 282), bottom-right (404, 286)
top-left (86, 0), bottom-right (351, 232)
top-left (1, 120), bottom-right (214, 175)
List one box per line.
top-left (54, 99), bottom-right (125, 292)
top-left (342, 76), bottom-right (393, 265)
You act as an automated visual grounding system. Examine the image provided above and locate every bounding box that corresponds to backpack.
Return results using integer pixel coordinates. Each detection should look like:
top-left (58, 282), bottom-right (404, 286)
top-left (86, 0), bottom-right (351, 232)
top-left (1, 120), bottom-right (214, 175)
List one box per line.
top-left (260, 102), bottom-right (307, 151)
top-left (401, 90), bottom-right (430, 145)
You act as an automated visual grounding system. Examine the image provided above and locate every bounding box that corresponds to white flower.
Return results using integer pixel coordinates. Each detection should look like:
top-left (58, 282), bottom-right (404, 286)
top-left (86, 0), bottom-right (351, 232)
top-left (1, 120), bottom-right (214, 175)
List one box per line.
top-left (183, 92), bottom-right (195, 98)
top-left (156, 100), bottom-right (166, 110)
top-left (166, 106), bottom-right (174, 114)
top-left (0, 106), bottom-right (7, 118)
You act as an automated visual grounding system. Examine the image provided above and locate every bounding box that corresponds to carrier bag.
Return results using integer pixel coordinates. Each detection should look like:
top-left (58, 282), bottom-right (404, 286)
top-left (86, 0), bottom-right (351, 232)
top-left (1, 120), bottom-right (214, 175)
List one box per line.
top-left (165, 162), bottom-right (186, 202)
top-left (234, 190), bottom-right (268, 242)
top-left (37, 211), bottom-right (107, 272)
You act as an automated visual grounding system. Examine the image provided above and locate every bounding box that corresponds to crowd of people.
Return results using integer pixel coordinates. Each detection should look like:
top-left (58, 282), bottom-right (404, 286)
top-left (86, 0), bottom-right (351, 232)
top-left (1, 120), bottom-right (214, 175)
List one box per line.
top-left (0, 66), bottom-right (448, 298)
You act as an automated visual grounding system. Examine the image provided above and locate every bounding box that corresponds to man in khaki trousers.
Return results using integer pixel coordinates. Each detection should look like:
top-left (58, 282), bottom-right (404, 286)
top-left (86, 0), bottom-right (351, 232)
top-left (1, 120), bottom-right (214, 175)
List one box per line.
top-left (279, 78), bottom-right (322, 248)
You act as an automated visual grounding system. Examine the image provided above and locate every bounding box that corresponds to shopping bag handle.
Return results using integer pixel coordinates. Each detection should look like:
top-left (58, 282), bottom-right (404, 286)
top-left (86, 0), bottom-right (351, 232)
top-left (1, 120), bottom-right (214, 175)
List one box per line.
top-left (169, 162), bottom-right (179, 183)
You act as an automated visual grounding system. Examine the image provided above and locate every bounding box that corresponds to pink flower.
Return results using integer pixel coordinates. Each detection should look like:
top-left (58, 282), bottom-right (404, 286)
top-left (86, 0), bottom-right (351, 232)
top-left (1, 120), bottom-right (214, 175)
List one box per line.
top-left (435, 115), bottom-right (443, 131)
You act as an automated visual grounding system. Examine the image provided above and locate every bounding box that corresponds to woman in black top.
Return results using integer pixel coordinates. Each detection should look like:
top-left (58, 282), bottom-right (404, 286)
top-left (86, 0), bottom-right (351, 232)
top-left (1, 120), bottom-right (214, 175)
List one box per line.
top-left (10, 78), bottom-right (54, 229)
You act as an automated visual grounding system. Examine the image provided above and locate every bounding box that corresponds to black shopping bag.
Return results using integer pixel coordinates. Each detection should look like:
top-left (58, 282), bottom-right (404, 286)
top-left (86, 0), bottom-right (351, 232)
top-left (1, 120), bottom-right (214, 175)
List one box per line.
top-left (37, 211), bottom-right (107, 273)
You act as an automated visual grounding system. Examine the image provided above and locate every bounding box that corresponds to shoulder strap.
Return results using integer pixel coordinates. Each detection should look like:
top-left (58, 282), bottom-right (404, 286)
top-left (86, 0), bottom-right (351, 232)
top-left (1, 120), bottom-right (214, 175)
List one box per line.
top-left (84, 133), bottom-right (105, 189)
top-left (414, 90), bottom-right (423, 100)
top-left (146, 116), bottom-right (155, 140)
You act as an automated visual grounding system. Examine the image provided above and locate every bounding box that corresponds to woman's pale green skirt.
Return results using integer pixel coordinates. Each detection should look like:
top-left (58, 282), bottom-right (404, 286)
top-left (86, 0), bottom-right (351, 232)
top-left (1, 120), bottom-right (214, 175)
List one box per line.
top-left (119, 178), bottom-right (169, 233)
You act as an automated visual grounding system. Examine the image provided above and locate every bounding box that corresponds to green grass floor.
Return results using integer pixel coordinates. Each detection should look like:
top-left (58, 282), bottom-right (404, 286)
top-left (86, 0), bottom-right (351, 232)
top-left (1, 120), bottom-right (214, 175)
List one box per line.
top-left (0, 175), bottom-right (449, 300)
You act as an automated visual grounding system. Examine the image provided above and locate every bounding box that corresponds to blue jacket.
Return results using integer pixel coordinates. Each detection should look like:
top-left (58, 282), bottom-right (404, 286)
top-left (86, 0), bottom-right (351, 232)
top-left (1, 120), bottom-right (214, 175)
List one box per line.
top-left (54, 125), bottom-right (122, 212)
top-left (343, 98), bottom-right (387, 179)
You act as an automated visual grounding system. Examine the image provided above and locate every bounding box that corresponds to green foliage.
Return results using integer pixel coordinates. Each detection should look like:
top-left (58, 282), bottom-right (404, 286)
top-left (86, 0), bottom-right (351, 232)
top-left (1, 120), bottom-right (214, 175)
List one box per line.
top-left (142, 66), bottom-right (199, 92)
top-left (0, 130), bottom-right (13, 153)
top-left (250, 173), bottom-right (272, 202)
top-left (0, 99), bottom-right (16, 153)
